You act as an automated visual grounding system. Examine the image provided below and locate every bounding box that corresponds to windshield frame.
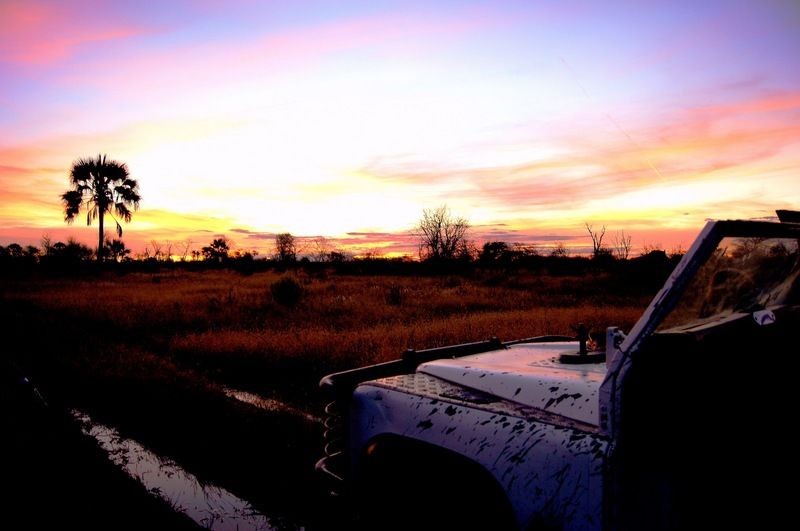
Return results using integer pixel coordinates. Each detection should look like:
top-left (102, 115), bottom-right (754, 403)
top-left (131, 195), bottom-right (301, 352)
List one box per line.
top-left (621, 220), bottom-right (800, 356)
top-left (599, 218), bottom-right (800, 436)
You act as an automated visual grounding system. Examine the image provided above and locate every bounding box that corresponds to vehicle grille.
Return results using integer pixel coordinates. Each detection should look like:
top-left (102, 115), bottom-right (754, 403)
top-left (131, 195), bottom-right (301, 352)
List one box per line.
top-left (323, 399), bottom-right (344, 459)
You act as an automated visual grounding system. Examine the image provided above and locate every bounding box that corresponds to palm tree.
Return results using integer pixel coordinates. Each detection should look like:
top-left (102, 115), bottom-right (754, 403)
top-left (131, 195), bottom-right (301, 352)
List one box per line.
top-left (61, 154), bottom-right (141, 261)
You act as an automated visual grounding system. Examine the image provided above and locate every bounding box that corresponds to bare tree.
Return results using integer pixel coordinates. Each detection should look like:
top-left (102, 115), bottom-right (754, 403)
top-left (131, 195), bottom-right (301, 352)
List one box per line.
top-left (178, 240), bottom-right (193, 262)
top-left (415, 205), bottom-right (470, 261)
top-left (640, 241), bottom-right (664, 256)
top-left (612, 230), bottom-right (632, 260)
top-left (512, 242), bottom-right (538, 258)
top-left (148, 240), bottom-right (173, 262)
top-left (310, 236), bottom-right (332, 262)
top-left (550, 241), bottom-right (569, 257)
top-left (584, 223), bottom-right (607, 258)
top-left (275, 233), bottom-right (297, 263)
top-left (669, 243), bottom-right (686, 258)
top-left (150, 240), bottom-right (163, 261)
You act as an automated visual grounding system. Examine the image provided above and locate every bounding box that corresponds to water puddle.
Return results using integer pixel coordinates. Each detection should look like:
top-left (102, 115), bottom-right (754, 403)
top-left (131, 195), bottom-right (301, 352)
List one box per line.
top-left (72, 410), bottom-right (300, 531)
top-left (223, 388), bottom-right (323, 425)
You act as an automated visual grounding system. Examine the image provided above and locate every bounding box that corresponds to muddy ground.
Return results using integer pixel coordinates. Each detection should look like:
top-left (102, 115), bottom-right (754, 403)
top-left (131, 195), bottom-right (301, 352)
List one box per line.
top-left (1, 368), bottom-right (201, 530)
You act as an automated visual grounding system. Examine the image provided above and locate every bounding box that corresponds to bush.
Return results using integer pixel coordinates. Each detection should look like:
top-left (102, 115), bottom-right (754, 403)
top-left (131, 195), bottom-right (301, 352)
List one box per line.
top-left (385, 285), bottom-right (403, 306)
top-left (270, 276), bottom-right (303, 307)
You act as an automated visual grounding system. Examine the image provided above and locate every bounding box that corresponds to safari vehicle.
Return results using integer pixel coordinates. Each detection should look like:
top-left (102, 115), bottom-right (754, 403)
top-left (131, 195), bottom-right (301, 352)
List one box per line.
top-left (317, 211), bottom-right (799, 530)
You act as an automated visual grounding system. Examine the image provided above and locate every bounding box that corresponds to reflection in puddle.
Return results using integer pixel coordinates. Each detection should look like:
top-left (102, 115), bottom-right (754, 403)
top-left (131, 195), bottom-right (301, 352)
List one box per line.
top-left (72, 411), bottom-right (297, 531)
top-left (223, 388), bottom-right (323, 425)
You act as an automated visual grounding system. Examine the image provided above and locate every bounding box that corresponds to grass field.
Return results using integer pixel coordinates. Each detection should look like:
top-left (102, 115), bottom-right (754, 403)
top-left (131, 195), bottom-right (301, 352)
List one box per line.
top-left (0, 267), bottom-right (655, 527)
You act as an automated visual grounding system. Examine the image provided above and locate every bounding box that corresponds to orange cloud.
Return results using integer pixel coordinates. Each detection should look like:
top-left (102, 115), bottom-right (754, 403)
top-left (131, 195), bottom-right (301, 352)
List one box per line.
top-left (362, 89), bottom-right (800, 216)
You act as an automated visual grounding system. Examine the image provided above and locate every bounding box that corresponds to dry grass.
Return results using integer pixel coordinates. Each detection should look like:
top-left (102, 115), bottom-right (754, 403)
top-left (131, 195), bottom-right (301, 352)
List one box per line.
top-left (2, 269), bottom-right (649, 409)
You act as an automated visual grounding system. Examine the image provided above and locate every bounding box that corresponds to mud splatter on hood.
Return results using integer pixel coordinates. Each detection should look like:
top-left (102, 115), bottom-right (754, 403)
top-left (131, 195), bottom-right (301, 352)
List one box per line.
top-left (418, 342), bottom-right (607, 425)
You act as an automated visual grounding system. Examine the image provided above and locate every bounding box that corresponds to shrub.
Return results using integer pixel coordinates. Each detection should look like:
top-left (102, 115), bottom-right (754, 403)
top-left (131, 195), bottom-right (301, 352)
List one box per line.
top-left (271, 276), bottom-right (303, 307)
top-left (385, 285), bottom-right (403, 306)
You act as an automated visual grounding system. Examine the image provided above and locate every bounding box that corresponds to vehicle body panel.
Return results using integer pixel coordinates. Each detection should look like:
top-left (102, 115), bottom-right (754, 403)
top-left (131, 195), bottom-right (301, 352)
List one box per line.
top-left (418, 342), bottom-right (606, 426)
top-left (351, 373), bottom-right (607, 530)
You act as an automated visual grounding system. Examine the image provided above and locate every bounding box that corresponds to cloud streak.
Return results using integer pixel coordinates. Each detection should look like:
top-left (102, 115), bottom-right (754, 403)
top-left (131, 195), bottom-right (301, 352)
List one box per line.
top-left (362, 89), bottom-right (800, 218)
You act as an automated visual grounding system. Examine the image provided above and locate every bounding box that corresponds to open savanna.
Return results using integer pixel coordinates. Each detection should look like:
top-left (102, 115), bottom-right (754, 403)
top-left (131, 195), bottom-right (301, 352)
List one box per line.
top-left (1, 267), bottom-right (654, 527)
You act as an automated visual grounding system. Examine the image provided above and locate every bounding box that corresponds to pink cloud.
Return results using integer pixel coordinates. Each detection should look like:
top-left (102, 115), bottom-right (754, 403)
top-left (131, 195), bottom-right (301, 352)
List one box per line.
top-left (0, 1), bottom-right (144, 65)
top-left (48, 4), bottom-right (500, 99)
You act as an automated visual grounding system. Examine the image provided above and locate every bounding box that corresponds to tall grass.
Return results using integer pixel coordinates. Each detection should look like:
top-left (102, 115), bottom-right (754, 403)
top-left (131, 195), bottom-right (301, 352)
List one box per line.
top-left (2, 269), bottom-right (648, 409)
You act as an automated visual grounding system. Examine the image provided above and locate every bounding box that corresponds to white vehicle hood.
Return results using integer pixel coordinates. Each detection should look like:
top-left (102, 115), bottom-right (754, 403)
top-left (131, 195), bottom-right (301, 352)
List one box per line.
top-left (418, 342), bottom-right (607, 426)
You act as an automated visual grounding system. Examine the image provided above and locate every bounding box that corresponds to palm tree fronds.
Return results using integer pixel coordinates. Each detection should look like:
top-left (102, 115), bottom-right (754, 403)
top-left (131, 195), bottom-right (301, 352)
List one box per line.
top-left (115, 202), bottom-right (133, 223)
top-left (61, 190), bottom-right (82, 222)
top-left (62, 153), bottom-right (141, 260)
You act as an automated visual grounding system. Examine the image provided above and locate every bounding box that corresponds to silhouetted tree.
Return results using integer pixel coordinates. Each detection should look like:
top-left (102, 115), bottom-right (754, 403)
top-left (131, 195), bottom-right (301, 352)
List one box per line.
top-left (359, 248), bottom-right (383, 261)
top-left (612, 230), bottom-right (632, 260)
top-left (48, 238), bottom-right (93, 262)
top-left (640, 242), bottom-right (664, 256)
top-left (61, 154), bottom-right (141, 261)
top-left (480, 241), bottom-right (507, 265)
top-left (550, 242), bottom-right (569, 257)
top-left (584, 223), bottom-right (607, 258)
top-left (512, 242), bottom-right (538, 258)
top-left (0, 243), bottom-right (41, 266)
top-left (146, 240), bottom-right (174, 262)
top-left (104, 238), bottom-right (131, 263)
top-left (5, 243), bottom-right (24, 258)
top-left (310, 236), bottom-right (332, 262)
top-left (415, 205), bottom-right (470, 261)
top-left (275, 233), bottom-right (297, 263)
top-left (202, 237), bottom-right (231, 262)
top-left (40, 235), bottom-right (54, 256)
top-left (232, 249), bottom-right (257, 260)
top-left (148, 240), bottom-right (164, 261)
top-left (669, 243), bottom-right (686, 258)
top-left (178, 240), bottom-right (193, 262)
top-left (328, 250), bottom-right (348, 263)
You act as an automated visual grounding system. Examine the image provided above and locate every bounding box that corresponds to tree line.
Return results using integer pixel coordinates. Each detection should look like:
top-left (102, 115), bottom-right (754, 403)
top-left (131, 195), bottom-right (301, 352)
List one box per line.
top-left (3, 154), bottom-right (683, 274)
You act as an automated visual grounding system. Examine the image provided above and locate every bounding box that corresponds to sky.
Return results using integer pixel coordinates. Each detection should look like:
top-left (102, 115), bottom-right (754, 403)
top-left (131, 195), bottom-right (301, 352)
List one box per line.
top-left (1, 0), bottom-right (799, 257)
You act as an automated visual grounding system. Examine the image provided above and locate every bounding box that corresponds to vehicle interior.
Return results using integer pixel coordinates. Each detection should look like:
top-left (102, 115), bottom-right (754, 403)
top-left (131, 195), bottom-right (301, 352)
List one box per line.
top-left (613, 231), bottom-right (799, 530)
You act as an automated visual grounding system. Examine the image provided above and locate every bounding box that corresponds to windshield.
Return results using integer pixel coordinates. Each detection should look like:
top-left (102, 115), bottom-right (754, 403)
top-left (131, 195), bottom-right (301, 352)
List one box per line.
top-left (658, 236), bottom-right (800, 332)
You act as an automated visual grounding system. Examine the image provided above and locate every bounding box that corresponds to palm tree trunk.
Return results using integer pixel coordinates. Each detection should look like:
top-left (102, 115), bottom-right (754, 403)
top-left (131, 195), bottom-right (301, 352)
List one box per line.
top-left (98, 210), bottom-right (104, 262)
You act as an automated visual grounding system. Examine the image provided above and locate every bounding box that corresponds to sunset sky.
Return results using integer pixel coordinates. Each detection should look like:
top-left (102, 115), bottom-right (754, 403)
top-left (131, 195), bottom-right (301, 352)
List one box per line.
top-left (1, 0), bottom-right (799, 257)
